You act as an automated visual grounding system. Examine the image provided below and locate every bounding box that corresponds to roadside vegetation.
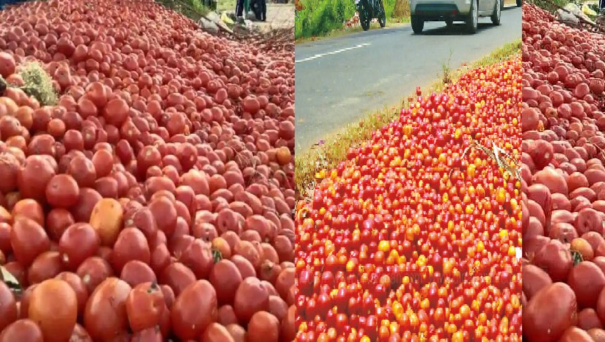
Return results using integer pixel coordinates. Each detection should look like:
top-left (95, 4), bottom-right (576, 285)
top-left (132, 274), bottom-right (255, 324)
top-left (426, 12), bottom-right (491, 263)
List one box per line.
top-left (295, 0), bottom-right (410, 40)
top-left (157, 0), bottom-right (210, 20)
top-left (217, 0), bottom-right (237, 12)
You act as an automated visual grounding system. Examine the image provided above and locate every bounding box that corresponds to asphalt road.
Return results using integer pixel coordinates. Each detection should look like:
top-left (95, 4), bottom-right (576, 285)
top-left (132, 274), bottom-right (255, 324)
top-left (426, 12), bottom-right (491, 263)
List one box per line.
top-left (295, 6), bottom-right (521, 153)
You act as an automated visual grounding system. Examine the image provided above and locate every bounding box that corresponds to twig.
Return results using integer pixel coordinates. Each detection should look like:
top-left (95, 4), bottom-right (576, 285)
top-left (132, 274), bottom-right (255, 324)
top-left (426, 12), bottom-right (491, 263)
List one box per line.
top-left (449, 139), bottom-right (520, 180)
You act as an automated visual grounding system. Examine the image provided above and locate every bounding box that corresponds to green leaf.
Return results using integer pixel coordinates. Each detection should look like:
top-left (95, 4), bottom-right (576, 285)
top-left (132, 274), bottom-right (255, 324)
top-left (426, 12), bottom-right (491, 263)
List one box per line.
top-left (212, 248), bottom-right (223, 264)
top-left (0, 266), bottom-right (22, 296)
top-left (570, 249), bottom-right (583, 266)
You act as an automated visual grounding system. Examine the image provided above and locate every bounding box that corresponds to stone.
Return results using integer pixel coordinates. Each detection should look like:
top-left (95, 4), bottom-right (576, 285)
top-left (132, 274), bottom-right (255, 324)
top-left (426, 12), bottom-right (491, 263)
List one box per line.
top-left (199, 17), bottom-right (220, 34)
top-left (206, 11), bottom-right (221, 23)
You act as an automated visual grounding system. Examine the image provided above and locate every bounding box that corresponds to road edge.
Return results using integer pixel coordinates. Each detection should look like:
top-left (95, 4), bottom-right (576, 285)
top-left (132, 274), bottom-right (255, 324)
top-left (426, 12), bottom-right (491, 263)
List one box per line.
top-left (295, 21), bottom-right (411, 46)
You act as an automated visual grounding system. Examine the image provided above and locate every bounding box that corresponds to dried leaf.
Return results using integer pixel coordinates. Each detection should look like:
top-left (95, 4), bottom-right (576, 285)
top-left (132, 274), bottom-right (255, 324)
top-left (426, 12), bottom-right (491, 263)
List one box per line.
top-left (0, 266), bottom-right (22, 295)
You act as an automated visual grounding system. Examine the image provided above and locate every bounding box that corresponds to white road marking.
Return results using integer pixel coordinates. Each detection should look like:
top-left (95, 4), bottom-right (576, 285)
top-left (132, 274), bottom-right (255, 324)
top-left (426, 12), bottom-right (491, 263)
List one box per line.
top-left (295, 43), bottom-right (371, 63)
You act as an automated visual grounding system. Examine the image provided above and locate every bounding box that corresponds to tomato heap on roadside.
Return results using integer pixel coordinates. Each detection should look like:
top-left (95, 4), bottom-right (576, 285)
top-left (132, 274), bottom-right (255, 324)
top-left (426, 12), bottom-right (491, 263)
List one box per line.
top-left (0, 0), bottom-right (295, 340)
top-left (522, 5), bottom-right (605, 342)
top-left (295, 57), bottom-right (523, 341)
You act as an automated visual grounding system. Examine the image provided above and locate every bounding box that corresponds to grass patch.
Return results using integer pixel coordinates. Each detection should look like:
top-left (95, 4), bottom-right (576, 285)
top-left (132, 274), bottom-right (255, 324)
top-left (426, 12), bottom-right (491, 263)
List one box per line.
top-left (0, 61), bottom-right (58, 106)
top-left (469, 39), bottom-right (521, 67)
top-left (439, 50), bottom-right (453, 86)
top-left (294, 39), bottom-right (522, 198)
top-left (295, 0), bottom-right (410, 41)
top-left (295, 0), bottom-right (357, 39)
top-left (157, 0), bottom-right (210, 21)
top-left (18, 62), bottom-right (57, 106)
top-left (217, 0), bottom-right (236, 12)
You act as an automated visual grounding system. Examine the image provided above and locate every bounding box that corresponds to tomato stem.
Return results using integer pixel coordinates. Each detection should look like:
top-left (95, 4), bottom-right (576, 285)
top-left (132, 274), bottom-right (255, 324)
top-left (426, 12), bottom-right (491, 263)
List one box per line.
top-left (570, 249), bottom-right (583, 266)
top-left (212, 247), bottom-right (223, 264)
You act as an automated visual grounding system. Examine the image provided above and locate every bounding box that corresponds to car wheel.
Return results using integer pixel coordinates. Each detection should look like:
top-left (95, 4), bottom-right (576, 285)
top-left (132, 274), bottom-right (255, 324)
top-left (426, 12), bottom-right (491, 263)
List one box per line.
top-left (445, 18), bottom-right (454, 27)
top-left (491, 0), bottom-right (501, 25)
top-left (466, 0), bottom-right (478, 33)
top-left (411, 15), bottom-right (424, 34)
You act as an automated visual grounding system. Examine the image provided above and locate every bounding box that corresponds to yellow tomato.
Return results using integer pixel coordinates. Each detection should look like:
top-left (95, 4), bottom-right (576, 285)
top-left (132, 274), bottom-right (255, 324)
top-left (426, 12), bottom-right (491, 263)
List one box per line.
top-left (477, 241), bottom-right (485, 253)
top-left (378, 240), bottom-right (390, 253)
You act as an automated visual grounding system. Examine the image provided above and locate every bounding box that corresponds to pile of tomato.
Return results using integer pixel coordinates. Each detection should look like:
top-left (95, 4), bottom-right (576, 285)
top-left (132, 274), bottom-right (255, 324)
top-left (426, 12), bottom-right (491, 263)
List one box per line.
top-left (295, 57), bottom-right (523, 341)
top-left (0, 0), bottom-right (295, 340)
top-left (522, 4), bottom-right (605, 342)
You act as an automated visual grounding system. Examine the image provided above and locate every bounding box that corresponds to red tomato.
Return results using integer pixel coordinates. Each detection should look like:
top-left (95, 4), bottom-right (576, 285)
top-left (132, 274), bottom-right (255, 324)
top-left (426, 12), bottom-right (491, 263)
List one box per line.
top-left (523, 283), bottom-right (578, 342)
top-left (567, 261), bottom-right (605, 308)
top-left (200, 323), bottom-right (235, 342)
top-left (0, 319), bottom-right (43, 342)
top-left (84, 278), bottom-right (131, 341)
top-left (247, 311), bottom-right (280, 342)
top-left (125, 282), bottom-right (165, 332)
top-left (171, 280), bottom-right (218, 340)
top-left (0, 281), bottom-right (17, 331)
top-left (28, 279), bottom-right (78, 342)
top-left (588, 328), bottom-right (605, 342)
top-left (233, 277), bottom-right (270, 324)
top-left (559, 327), bottom-right (593, 342)
top-left (577, 308), bottom-right (603, 330)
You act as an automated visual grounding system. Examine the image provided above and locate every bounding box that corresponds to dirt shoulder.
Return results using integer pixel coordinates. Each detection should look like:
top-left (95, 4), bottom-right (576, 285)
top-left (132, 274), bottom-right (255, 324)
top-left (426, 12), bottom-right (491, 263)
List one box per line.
top-left (256, 4), bottom-right (294, 32)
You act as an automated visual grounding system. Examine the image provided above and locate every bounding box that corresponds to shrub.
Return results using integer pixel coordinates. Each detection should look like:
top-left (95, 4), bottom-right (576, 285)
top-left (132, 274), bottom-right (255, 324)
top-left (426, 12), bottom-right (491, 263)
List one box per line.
top-left (295, 0), bottom-right (356, 39)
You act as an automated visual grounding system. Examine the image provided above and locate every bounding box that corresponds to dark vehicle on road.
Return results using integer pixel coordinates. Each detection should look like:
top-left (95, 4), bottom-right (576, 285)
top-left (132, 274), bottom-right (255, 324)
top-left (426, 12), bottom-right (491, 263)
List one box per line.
top-left (356, 0), bottom-right (386, 31)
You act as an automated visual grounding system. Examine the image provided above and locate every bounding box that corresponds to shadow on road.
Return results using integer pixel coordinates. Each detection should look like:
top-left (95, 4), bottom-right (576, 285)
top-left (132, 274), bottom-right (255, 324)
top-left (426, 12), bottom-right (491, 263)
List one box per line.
top-left (337, 26), bottom-right (410, 41)
top-left (419, 22), bottom-right (499, 36)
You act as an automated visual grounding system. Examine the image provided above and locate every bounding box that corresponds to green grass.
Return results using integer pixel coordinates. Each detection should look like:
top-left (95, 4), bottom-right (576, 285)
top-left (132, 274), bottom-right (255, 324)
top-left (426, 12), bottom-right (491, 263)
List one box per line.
top-left (0, 61), bottom-right (58, 107)
top-left (548, 0), bottom-right (573, 7)
top-left (190, 0), bottom-right (210, 14)
top-left (19, 62), bottom-right (58, 106)
top-left (157, 0), bottom-right (209, 21)
top-left (471, 40), bottom-right (522, 67)
top-left (217, 0), bottom-right (236, 12)
top-left (295, 0), bottom-right (410, 41)
top-left (294, 39), bottom-right (522, 198)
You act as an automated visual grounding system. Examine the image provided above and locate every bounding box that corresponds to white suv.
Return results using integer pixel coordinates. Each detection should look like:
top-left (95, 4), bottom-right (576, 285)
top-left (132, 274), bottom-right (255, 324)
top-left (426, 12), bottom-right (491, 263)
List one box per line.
top-left (410, 0), bottom-right (502, 34)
